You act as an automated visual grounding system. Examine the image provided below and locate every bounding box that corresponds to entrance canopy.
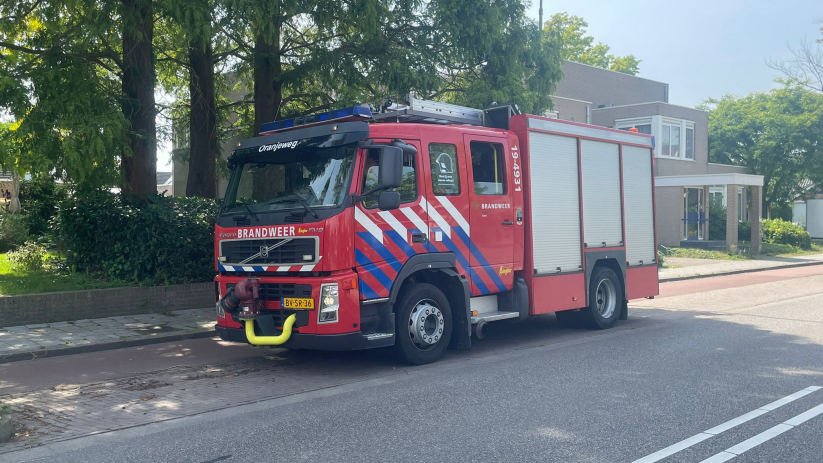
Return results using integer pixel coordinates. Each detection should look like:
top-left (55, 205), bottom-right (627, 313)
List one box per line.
top-left (655, 173), bottom-right (763, 187)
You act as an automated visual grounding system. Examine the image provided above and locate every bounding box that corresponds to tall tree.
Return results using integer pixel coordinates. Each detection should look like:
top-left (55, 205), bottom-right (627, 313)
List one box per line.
top-left (0, 0), bottom-right (158, 197)
top-left (767, 26), bottom-right (823, 93)
top-left (120, 0), bottom-right (157, 198)
top-left (701, 86), bottom-right (823, 216)
top-left (544, 12), bottom-right (641, 76)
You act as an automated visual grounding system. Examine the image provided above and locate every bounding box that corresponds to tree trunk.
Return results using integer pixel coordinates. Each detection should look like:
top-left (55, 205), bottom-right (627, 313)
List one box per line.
top-left (121, 0), bottom-right (157, 199)
top-left (186, 38), bottom-right (217, 198)
top-left (253, 27), bottom-right (282, 134)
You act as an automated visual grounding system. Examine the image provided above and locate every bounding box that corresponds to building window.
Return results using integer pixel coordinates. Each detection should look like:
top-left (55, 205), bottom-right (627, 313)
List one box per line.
top-left (619, 124), bottom-right (651, 134)
top-left (738, 188), bottom-right (744, 222)
top-left (685, 127), bottom-right (694, 160)
top-left (662, 124), bottom-right (682, 157)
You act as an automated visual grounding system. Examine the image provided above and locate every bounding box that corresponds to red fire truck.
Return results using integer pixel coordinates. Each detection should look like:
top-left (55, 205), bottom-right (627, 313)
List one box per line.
top-left (214, 95), bottom-right (659, 364)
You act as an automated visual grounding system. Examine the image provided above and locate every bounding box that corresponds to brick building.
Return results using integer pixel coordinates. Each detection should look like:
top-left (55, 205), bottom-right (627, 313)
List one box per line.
top-left (550, 61), bottom-right (763, 252)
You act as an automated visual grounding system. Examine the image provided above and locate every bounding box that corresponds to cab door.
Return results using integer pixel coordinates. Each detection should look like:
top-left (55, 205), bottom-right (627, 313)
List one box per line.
top-left (353, 140), bottom-right (428, 301)
top-left (462, 134), bottom-right (515, 294)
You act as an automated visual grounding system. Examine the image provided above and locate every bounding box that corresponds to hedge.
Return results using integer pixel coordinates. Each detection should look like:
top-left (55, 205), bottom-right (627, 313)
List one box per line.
top-left (762, 219), bottom-right (811, 249)
top-left (57, 190), bottom-right (221, 285)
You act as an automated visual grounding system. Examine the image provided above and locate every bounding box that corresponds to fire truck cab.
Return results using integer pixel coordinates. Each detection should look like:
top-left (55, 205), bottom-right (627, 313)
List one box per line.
top-left (214, 96), bottom-right (659, 364)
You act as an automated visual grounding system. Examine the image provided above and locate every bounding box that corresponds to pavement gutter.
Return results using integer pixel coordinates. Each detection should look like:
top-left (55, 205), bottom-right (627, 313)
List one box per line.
top-left (0, 329), bottom-right (217, 364)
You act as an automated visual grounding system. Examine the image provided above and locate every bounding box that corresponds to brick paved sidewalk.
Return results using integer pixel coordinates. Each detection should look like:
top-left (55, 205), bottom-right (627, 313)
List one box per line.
top-left (0, 308), bottom-right (215, 362)
top-left (659, 253), bottom-right (823, 281)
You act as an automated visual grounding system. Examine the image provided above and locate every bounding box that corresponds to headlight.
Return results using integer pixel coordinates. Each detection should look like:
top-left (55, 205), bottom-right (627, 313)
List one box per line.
top-left (318, 283), bottom-right (339, 323)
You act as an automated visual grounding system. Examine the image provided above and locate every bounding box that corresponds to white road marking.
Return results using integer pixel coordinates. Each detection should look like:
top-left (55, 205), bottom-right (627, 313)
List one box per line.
top-left (699, 400), bottom-right (823, 462)
top-left (632, 386), bottom-right (821, 463)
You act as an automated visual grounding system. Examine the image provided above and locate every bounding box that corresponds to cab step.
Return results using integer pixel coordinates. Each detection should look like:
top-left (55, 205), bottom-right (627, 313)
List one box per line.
top-left (471, 311), bottom-right (519, 324)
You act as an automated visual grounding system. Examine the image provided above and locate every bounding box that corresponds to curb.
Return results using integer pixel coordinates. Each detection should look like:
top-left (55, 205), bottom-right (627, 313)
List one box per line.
top-left (660, 259), bottom-right (823, 283)
top-left (0, 329), bottom-right (217, 364)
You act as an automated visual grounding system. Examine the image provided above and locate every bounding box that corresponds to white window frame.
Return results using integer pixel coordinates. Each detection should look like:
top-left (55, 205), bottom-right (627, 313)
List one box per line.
top-left (709, 185), bottom-right (745, 222)
top-left (616, 116), bottom-right (695, 161)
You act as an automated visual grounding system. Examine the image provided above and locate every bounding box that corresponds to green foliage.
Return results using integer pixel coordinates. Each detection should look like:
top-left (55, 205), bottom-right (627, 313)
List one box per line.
top-left (702, 86), bottom-right (823, 212)
top-left (57, 191), bottom-right (220, 285)
top-left (738, 221), bottom-right (751, 242)
top-left (544, 13), bottom-right (641, 75)
top-left (657, 250), bottom-right (665, 268)
top-left (7, 241), bottom-right (49, 272)
top-left (19, 177), bottom-right (68, 237)
top-left (0, 1), bottom-right (126, 190)
top-left (0, 213), bottom-right (29, 252)
top-left (762, 218), bottom-right (811, 249)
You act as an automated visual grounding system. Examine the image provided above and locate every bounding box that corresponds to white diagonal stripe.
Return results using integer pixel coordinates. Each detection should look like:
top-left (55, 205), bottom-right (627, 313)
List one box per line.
top-left (435, 195), bottom-right (470, 235)
top-left (276, 266), bottom-right (290, 272)
top-left (401, 207), bottom-right (428, 235)
top-left (354, 207), bottom-right (383, 244)
top-left (378, 210), bottom-right (409, 239)
top-left (299, 256), bottom-right (321, 272)
top-left (420, 197), bottom-right (450, 238)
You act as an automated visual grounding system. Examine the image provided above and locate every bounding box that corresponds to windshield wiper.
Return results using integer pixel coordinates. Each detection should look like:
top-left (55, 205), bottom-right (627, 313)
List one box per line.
top-left (263, 195), bottom-right (319, 219)
top-left (240, 203), bottom-right (259, 222)
top-left (292, 194), bottom-right (319, 219)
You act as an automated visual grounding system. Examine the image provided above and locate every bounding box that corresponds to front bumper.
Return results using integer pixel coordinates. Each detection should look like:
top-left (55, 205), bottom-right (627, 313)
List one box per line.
top-left (215, 325), bottom-right (394, 351)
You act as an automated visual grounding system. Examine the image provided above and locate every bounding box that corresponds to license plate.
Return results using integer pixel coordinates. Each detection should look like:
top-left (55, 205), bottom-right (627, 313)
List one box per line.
top-left (283, 298), bottom-right (315, 309)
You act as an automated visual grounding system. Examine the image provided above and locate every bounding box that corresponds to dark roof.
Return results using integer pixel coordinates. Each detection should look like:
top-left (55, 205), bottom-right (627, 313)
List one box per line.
top-left (157, 172), bottom-right (172, 185)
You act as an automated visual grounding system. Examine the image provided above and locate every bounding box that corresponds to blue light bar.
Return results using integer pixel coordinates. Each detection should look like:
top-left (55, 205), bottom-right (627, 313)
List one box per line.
top-left (258, 106), bottom-right (373, 135)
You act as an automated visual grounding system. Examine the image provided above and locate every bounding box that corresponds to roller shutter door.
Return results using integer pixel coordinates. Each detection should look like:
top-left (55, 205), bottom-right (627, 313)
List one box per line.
top-left (622, 146), bottom-right (656, 265)
top-left (581, 140), bottom-right (623, 248)
top-left (528, 133), bottom-right (582, 274)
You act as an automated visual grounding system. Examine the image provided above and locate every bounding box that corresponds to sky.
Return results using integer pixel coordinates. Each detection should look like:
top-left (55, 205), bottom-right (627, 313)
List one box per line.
top-left (527, 0), bottom-right (822, 106)
top-left (158, 0), bottom-right (821, 172)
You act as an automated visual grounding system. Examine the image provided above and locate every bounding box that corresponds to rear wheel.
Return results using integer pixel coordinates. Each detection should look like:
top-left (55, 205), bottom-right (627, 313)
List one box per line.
top-left (394, 283), bottom-right (452, 365)
top-left (581, 267), bottom-right (623, 329)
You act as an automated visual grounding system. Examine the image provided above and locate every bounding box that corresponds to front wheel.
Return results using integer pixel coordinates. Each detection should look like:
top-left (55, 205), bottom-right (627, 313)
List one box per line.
top-left (394, 283), bottom-right (452, 365)
top-left (581, 267), bottom-right (624, 329)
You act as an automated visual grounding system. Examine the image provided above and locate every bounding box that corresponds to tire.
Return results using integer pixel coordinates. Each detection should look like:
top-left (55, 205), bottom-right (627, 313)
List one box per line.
top-left (394, 283), bottom-right (452, 365)
top-left (581, 267), bottom-right (623, 330)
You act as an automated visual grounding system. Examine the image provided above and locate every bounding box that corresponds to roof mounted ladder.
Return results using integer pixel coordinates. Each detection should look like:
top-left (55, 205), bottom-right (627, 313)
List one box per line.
top-left (373, 92), bottom-right (519, 129)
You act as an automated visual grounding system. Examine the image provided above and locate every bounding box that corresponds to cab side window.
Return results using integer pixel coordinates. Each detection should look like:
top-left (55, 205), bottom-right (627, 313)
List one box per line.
top-left (361, 148), bottom-right (418, 208)
top-left (429, 143), bottom-right (460, 196)
top-left (470, 141), bottom-right (506, 195)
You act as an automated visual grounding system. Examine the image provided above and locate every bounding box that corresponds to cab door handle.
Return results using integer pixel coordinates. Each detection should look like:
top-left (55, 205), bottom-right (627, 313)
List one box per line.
top-left (501, 220), bottom-right (514, 226)
top-left (411, 232), bottom-right (427, 243)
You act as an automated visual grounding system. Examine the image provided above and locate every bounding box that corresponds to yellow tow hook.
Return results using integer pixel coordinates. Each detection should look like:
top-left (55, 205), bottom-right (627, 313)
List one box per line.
top-left (243, 314), bottom-right (297, 346)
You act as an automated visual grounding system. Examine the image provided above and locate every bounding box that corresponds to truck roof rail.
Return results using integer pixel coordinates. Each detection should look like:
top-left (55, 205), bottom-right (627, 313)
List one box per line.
top-left (373, 92), bottom-right (520, 129)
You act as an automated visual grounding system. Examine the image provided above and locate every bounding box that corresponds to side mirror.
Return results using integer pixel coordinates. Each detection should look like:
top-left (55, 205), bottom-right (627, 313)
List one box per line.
top-left (378, 191), bottom-right (401, 211)
top-left (378, 146), bottom-right (403, 190)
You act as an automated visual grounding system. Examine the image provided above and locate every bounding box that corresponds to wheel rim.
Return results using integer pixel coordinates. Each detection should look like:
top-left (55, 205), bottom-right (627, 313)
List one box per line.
top-left (408, 299), bottom-right (445, 351)
top-left (595, 279), bottom-right (617, 318)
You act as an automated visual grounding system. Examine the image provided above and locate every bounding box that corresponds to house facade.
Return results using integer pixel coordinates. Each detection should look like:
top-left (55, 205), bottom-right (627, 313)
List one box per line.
top-left (550, 61), bottom-right (764, 252)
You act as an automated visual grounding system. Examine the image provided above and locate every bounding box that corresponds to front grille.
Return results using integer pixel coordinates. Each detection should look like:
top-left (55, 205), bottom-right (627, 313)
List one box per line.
top-left (220, 237), bottom-right (317, 265)
top-left (226, 283), bottom-right (312, 301)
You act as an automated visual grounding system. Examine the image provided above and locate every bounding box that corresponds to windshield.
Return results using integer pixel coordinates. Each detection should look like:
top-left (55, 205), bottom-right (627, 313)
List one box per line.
top-left (223, 145), bottom-right (356, 213)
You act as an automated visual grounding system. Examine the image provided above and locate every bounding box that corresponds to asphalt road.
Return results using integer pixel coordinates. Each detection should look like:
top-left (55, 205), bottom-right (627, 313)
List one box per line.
top-left (5, 266), bottom-right (823, 463)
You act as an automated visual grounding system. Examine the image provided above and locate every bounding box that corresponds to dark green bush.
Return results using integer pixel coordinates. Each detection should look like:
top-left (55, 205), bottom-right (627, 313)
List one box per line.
top-left (762, 218), bottom-right (811, 249)
top-left (20, 176), bottom-right (68, 237)
top-left (0, 212), bottom-right (30, 252)
top-left (58, 190), bottom-right (220, 285)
